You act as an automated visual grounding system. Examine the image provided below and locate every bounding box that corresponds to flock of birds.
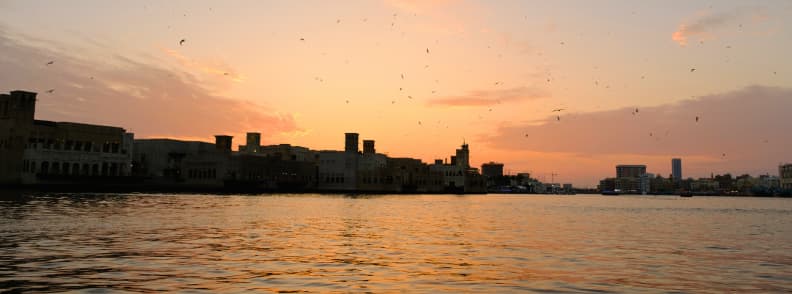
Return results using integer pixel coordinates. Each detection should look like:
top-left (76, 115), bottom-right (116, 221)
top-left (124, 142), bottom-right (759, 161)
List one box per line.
top-left (36, 8), bottom-right (781, 163)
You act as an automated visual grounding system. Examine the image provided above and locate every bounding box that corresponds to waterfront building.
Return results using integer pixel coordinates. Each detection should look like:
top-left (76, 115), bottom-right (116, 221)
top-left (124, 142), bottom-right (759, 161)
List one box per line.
top-left (615, 164), bottom-right (648, 193)
top-left (780, 164), bottom-right (792, 190)
top-left (481, 162), bottom-right (504, 178)
top-left (2, 90), bottom-right (135, 185)
top-left (238, 132), bottom-right (261, 153)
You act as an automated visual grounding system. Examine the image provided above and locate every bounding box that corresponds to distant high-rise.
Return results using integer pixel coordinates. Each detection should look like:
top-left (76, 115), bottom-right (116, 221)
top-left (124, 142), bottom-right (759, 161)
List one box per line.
top-left (672, 158), bottom-right (682, 182)
top-left (344, 133), bottom-right (359, 153)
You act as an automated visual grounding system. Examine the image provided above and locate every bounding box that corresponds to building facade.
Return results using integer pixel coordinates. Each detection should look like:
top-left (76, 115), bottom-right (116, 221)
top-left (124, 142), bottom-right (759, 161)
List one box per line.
top-left (780, 164), bottom-right (792, 190)
top-left (2, 90), bottom-right (135, 185)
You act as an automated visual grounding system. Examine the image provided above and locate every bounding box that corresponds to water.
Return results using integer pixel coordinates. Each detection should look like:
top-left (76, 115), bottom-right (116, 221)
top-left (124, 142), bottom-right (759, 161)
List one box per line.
top-left (1, 193), bottom-right (790, 293)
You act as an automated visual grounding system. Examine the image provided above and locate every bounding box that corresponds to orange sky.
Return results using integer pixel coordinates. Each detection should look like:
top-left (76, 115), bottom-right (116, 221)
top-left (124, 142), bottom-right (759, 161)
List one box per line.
top-left (1, 0), bottom-right (791, 186)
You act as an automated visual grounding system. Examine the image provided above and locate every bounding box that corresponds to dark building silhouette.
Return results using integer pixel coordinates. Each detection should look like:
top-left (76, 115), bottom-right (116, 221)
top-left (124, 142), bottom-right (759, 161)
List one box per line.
top-left (246, 132), bottom-right (261, 153)
top-left (215, 135), bottom-right (233, 153)
top-left (1, 90), bottom-right (134, 185)
top-left (363, 140), bottom-right (375, 154)
top-left (0, 91), bottom-right (36, 184)
top-left (345, 133), bottom-right (359, 153)
top-left (482, 162), bottom-right (504, 178)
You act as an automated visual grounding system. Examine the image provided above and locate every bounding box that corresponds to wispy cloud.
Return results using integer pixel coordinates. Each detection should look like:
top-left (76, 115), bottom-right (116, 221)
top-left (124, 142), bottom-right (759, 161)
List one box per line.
top-left (161, 48), bottom-right (244, 83)
top-left (480, 85), bottom-right (792, 177)
top-left (672, 6), bottom-right (767, 46)
top-left (0, 26), bottom-right (299, 141)
top-left (427, 86), bottom-right (549, 107)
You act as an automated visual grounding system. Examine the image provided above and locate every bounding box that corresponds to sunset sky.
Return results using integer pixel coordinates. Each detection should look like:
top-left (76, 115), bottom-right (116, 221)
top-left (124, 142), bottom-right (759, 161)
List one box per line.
top-left (2, 0), bottom-right (791, 187)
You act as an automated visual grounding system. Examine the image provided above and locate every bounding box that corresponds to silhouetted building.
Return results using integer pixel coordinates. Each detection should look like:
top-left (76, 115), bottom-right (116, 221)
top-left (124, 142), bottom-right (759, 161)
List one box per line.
top-left (2, 90), bottom-right (135, 185)
top-left (429, 142), bottom-right (485, 193)
top-left (363, 140), bottom-right (375, 154)
top-left (616, 165), bottom-right (646, 178)
top-left (0, 91), bottom-right (36, 184)
top-left (239, 132), bottom-right (261, 153)
top-left (481, 162), bottom-right (504, 178)
top-left (781, 163), bottom-right (792, 190)
top-left (599, 177), bottom-right (616, 192)
top-left (215, 135), bottom-right (233, 153)
top-left (615, 164), bottom-right (648, 193)
top-left (672, 158), bottom-right (682, 183)
top-left (133, 139), bottom-right (225, 187)
top-left (345, 133), bottom-right (359, 153)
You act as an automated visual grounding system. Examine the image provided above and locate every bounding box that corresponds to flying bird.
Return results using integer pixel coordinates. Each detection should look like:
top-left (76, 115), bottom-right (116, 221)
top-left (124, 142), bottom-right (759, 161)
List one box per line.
top-left (426, 48), bottom-right (429, 54)
top-left (299, 38), bottom-right (305, 41)
top-left (635, 108), bottom-right (639, 113)
top-left (695, 116), bottom-right (699, 122)
top-left (179, 39), bottom-right (186, 46)
top-left (345, 100), bottom-right (349, 104)
top-left (401, 73), bottom-right (404, 79)
top-left (551, 108), bottom-right (565, 112)
top-left (690, 68), bottom-right (696, 72)
top-left (556, 116), bottom-right (561, 121)
top-left (46, 61), bottom-right (54, 65)
top-left (46, 89), bottom-right (55, 93)
top-left (408, 96), bottom-right (413, 99)
top-left (418, 121), bottom-right (422, 126)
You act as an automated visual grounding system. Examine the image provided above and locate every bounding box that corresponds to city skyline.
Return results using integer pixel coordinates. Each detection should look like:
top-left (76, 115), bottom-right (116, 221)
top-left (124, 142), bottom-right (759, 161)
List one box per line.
top-left (2, 0), bottom-right (791, 186)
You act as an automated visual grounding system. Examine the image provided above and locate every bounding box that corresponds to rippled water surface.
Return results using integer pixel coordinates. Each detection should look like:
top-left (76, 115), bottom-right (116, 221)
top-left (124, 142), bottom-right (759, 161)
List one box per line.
top-left (1, 192), bottom-right (791, 293)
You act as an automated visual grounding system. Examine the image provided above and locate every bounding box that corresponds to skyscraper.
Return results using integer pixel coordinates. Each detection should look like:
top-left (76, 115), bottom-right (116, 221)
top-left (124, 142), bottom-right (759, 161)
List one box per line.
top-left (672, 158), bottom-right (682, 182)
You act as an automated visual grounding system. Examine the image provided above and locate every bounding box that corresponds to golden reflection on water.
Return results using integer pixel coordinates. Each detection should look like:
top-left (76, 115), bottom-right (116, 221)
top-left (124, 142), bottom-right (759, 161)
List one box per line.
top-left (0, 193), bottom-right (791, 292)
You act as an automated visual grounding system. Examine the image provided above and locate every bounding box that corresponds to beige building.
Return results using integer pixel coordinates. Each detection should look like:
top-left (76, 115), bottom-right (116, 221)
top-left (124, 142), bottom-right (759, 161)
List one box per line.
top-left (780, 164), bottom-right (792, 190)
top-left (2, 90), bottom-right (134, 185)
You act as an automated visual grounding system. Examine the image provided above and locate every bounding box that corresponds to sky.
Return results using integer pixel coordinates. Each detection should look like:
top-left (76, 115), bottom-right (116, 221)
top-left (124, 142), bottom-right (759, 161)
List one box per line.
top-left (1, 0), bottom-right (791, 187)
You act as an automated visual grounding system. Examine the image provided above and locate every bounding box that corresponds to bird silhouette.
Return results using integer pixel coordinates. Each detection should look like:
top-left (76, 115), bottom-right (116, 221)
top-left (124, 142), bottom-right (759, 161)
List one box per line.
top-left (551, 108), bottom-right (564, 112)
top-left (635, 108), bottom-right (639, 113)
top-left (46, 89), bottom-right (54, 93)
top-left (408, 96), bottom-right (413, 99)
top-left (179, 39), bottom-right (186, 46)
top-left (695, 116), bottom-right (699, 122)
top-left (345, 100), bottom-right (349, 104)
top-left (46, 61), bottom-right (54, 65)
top-left (690, 68), bottom-right (696, 72)
top-left (556, 116), bottom-right (561, 121)
top-left (401, 73), bottom-right (404, 79)
top-left (299, 38), bottom-right (305, 41)
top-left (426, 48), bottom-right (429, 54)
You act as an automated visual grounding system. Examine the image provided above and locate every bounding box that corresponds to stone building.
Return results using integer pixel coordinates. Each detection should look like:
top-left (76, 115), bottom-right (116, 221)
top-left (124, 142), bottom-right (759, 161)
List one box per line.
top-left (2, 90), bottom-right (134, 185)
